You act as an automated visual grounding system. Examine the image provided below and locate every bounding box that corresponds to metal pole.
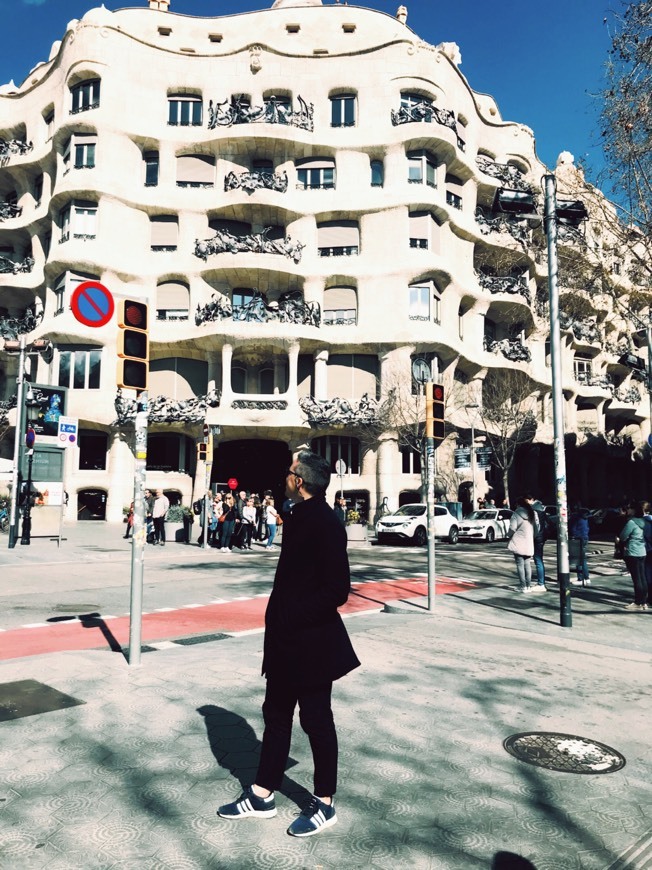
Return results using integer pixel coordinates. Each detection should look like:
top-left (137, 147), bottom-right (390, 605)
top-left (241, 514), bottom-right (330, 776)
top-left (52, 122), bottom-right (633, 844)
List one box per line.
top-left (470, 420), bottom-right (476, 512)
top-left (425, 382), bottom-right (436, 612)
top-left (544, 174), bottom-right (572, 628)
top-left (128, 390), bottom-right (148, 666)
top-left (7, 336), bottom-right (26, 549)
top-left (646, 324), bottom-right (652, 438)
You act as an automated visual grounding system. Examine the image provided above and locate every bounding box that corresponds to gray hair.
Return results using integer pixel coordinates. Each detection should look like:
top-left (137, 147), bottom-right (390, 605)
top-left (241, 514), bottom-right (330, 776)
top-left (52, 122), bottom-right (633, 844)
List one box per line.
top-left (294, 450), bottom-right (330, 496)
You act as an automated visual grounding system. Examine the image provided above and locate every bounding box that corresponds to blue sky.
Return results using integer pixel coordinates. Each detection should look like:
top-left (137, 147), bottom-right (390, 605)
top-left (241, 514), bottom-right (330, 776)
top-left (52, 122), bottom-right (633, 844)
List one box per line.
top-left (0, 0), bottom-right (612, 177)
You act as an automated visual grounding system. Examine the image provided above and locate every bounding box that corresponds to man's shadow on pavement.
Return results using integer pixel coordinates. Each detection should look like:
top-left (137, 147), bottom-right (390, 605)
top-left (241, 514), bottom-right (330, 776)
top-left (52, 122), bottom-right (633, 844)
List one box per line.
top-left (198, 705), bottom-right (312, 809)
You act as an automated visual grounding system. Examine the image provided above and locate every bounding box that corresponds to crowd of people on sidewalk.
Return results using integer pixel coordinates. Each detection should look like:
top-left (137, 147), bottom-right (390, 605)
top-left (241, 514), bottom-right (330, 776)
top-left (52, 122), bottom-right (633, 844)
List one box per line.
top-left (195, 489), bottom-right (284, 552)
top-left (505, 494), bottom-right (652, 611)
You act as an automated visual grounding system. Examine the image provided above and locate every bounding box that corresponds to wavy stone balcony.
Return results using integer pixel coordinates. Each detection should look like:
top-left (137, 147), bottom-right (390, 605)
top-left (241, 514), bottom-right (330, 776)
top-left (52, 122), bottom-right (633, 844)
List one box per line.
top-left (194, 228), bottom-right (305, 264)
top-left (195, 291), bottom-right (320, 327)
top-left (207, 95), bottom-right (314, 131)
top-left (475, 271), bottom-right (531, 304)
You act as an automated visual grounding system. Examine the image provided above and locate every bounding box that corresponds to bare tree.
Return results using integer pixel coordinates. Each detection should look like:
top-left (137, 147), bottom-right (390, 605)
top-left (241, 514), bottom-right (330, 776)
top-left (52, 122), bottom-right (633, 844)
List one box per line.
top-left (475, 368), bottom-right (537, 505)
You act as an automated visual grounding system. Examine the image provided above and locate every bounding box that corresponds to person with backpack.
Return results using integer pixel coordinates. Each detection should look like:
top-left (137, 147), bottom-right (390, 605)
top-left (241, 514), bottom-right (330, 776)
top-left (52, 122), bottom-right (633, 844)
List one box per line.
top-left (617, 501), bottom-right (649, 610)
top-left (569, 504), bottom-right (590, 586)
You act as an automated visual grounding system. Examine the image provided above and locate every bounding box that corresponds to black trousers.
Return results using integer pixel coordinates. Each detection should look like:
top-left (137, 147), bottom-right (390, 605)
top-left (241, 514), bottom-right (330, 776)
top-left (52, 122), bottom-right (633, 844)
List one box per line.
top-left (153, 516), bottom-right (165, 543)
top-left (256, 677), bottom-right (338, 797)
top-left (625, 555), bottom-right (648, 604)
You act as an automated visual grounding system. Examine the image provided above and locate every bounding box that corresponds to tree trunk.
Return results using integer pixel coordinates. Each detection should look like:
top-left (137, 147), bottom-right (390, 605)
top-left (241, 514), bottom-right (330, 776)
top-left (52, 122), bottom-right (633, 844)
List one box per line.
top-left (502, 468), bottom-right (510, 508)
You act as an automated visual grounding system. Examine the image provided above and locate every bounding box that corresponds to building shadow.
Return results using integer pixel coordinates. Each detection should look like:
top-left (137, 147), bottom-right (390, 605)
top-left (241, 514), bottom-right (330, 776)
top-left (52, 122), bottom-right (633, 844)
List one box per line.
top-left (492, 851), bottom-right (537, 869)
top-left (197, 704), bottom-right (311, 809)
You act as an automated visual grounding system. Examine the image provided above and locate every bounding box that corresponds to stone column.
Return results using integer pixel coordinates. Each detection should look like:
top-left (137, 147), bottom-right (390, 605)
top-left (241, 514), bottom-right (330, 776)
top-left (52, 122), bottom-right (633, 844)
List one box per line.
top-left (375, 434), bottom-right (396, 513)
top-left (221, 343), bottom-right (233, 406)
top-left (105, 429), bottom-right (134, 523)
top-left (286, 341), bottom-right (300, 406)
top-left (207, 354), bottom-right (220, 394)
top-left (314, 349), bottom-right (329, 399)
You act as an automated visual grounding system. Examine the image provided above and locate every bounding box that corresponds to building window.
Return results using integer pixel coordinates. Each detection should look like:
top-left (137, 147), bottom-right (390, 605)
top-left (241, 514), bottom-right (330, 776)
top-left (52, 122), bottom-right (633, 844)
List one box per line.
top-left (52, 271), bottom-right (97, 317)
top-left (64, 134), bottom-right (96, 173)
top-left (323, 286), bottom-right (357, 325)
top-left (232, 288), bottom-right (254, 318)
top-left (409, 211), bottom-right (434, 249)
top-left (370, 159), bottom-right (384, 187)
top-left (253, 159), bottom-right (274, 175)
top-left (259, 367), bottom-right (275, 393)
top-left (311, 435), bottom-right (361, 474)
top-left (330, 93), bottom-right (356, 127)
top-left (59, 202), bottom-right (97, 242)
top-left (317, 220), bottom-right (359, 256)
top-left (144, 151), bottom-right (159, 186)
top-left (176, 154), bottom-right (215, 187)
top-left (408, 150), bottom-right (437, 187)
top-left (445, 174), bottom-right (464, 210)
top-left (70, 79), bottom-right (100, 114)
top-left (400, 445), bottom-right (421, 474)
top-left (156, 281), bottom-right (189, 321)
top-left (574, 354), bottom-right (593, 382)
top-left (79, 430), bottom-right (108, 470)
top-left (296, 157), bottom-right (335, 190)
top-left (58, 347), bottom-right (102, 390)
top-left (168, 94), bottom-right (202, 126)
top-left (33, 174), bottom-right (43, 206)
top-left (409, 285), bottom-right (430, 321)
top-left (44, 110), bottom-right (55, 140)
top-left (150, 215), bottom-right (178, 251)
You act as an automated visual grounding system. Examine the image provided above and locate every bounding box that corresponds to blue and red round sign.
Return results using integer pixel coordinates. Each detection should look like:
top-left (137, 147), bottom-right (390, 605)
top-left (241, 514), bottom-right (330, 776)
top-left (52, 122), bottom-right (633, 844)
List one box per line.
top-left (25, 427), bottom-right (36, 449)
top-left (70, 281), bottom-right (114, 328)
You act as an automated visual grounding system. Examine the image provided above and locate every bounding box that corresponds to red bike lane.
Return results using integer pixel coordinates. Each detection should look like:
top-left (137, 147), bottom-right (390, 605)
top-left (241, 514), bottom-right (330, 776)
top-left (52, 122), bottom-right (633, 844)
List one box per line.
top-left (0, 576), bottom-right (474, 661)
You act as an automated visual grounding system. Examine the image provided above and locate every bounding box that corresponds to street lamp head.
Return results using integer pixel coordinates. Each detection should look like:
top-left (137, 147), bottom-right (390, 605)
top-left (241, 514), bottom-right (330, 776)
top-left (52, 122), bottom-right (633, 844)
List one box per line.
top-left (25, 391), bottom-right (41, 426)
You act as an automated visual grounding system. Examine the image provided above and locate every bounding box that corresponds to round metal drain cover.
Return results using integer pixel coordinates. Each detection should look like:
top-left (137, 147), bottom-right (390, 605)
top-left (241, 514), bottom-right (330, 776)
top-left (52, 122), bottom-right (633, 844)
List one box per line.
top-left (503, 732), bottom-right (626, 774)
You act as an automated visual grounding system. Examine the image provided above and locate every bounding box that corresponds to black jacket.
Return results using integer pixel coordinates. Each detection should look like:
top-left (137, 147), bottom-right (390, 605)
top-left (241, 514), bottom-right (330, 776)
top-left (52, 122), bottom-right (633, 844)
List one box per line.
top-left (262, 495), bottom-right (360, 687)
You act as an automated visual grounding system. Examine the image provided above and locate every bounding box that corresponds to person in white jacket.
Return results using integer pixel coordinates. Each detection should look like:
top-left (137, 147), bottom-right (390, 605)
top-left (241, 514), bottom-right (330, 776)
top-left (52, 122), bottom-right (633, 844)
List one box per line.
top-left (507, 496), bottom-right (535, 592)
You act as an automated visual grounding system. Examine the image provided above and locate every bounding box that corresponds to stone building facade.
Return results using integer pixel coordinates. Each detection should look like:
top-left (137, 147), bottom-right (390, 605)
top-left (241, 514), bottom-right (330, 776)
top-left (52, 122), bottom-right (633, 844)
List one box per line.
top-left (0, 0), bottom-right (648, 522)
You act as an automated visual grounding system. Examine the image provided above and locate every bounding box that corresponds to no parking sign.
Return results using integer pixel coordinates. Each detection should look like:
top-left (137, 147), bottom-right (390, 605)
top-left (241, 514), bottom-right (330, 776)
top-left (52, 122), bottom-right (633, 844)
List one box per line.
top-left (57, 416), bottom-right (79, 447)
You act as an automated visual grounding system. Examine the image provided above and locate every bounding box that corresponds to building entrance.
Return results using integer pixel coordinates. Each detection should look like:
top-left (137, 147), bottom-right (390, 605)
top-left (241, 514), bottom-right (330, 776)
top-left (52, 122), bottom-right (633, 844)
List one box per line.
top-left (214, 439), bottom-right (291, 506)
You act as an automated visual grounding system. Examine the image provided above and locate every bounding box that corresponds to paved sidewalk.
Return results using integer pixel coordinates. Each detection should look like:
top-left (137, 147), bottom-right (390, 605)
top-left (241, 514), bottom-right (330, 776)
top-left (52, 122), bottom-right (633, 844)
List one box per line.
top-left (1, 524), bottom-right (651, 869)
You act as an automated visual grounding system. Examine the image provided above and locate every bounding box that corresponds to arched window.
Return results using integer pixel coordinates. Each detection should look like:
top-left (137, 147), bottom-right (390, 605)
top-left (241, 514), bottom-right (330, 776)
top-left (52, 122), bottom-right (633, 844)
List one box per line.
top-left (370, 159), bottom-right (384, 188)
top-left (323, 286), bottom-right (357, 325)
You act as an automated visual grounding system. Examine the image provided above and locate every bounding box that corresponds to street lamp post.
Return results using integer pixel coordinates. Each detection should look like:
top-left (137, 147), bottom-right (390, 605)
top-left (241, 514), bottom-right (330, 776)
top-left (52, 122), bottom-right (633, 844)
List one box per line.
top-left (465, 403), bottom-right (480, 511)
top-left (19, 391), bottom-right (41, 546)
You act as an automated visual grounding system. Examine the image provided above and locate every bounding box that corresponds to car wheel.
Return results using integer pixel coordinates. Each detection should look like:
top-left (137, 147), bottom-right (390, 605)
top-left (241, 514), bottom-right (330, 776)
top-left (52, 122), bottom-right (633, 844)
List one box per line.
top-left (486, 527), bottom-right (495, 543)
top-left (448, 526), bottom-right (459, 545)
top-left (414, 526), bottom-right (427, 547)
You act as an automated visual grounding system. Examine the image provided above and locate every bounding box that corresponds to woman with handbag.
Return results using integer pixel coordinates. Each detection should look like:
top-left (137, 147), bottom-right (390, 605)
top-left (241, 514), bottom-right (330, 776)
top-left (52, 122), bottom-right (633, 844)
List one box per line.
top-left (265, 496), bottom-right (279, 550)
top-left (220, 494), bottom-right (237, 552)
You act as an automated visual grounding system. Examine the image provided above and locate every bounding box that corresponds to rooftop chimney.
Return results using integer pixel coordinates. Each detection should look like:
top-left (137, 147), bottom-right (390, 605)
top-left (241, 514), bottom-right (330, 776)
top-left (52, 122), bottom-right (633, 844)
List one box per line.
top-left (149, 0), bottom-right (170, 10)
top-left (396, 5), bottom-right (407, 24)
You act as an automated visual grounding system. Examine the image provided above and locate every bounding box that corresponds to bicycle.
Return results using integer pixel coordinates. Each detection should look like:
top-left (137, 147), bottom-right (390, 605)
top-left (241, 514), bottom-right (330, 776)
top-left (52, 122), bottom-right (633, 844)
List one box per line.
top-left (0, 506), bottom-right (9, 532)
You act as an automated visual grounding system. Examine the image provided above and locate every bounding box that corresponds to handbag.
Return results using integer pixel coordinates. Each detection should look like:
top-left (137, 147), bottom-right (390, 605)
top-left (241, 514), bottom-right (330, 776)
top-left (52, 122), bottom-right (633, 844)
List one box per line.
top-left (277, 515), bottom-right (283, 527)
top-left (219, 513), bottom-right (226, 523)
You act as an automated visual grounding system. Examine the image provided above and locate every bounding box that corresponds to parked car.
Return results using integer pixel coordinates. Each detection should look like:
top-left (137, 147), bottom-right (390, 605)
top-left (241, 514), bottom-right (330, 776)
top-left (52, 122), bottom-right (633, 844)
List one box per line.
top-left (458, 508), bottom-right (513, 542)
top-left (376, 503), bottom-right (459, 545)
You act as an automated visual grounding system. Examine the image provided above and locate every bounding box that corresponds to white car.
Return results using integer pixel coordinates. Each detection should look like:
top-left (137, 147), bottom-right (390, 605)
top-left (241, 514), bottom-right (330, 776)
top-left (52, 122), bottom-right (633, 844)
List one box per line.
top-left (376, 504), bottom-right (459, 546)
top-left (458, 508), bottom-right (513, 542)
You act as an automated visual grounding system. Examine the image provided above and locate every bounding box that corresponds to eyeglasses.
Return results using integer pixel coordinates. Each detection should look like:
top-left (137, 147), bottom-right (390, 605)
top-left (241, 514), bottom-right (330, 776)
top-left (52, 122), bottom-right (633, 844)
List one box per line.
top-left (286, 468), bottom-right (300, 478)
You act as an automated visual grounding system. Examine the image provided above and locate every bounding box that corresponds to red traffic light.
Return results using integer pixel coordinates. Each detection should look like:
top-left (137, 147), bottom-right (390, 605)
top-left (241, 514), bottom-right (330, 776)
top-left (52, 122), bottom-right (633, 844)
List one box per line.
top-left (118, 299), bottom-right (148, 331)
top-left (433, 385), bottom-right (444, 401)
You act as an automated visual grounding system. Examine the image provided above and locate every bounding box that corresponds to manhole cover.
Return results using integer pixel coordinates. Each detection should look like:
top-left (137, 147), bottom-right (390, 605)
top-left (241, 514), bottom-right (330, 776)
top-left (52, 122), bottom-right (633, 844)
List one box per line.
top-left (503, 732), bottom-right (625, 774)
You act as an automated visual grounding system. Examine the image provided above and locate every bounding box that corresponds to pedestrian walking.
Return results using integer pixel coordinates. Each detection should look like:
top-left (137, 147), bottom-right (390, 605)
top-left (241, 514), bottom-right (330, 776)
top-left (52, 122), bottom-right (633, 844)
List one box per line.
top-left (531, 499), bottom-right (547, 591)
top-left (334, 497), bottom-right (346, 526)
top-left (507, 495), bottom-right (535, 593)
top-left (265, 497), bottom-right (279, 549)
top-left (219, 494), bottom-right (237, 552)
top-left (569, 504), bottom-right (590, 586)
top-left (617, 501), bottom-right (649, 610)
top-left (124, 502), bottom-right (134, 539)
top-left (217, 449), bottom-right (360, 836)
top-left (152, 489), bottom-right (169, 546)
top-left (241, 497), bottom-right (256, 550)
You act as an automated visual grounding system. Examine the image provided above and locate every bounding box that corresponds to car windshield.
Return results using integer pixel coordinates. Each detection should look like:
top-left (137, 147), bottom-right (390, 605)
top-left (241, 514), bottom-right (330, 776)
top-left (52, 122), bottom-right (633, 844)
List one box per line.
top-left (392, 505), bottom-right (426, 517)
top-left (467, 511), bottom-right (497, 520)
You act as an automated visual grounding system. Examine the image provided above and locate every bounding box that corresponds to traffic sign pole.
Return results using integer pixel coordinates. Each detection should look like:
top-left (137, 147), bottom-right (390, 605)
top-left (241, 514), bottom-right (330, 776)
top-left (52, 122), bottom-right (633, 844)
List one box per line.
top-left (128, 391), bottom-right (148, 667)
top-left (425, 382), bottom-right (436, 612)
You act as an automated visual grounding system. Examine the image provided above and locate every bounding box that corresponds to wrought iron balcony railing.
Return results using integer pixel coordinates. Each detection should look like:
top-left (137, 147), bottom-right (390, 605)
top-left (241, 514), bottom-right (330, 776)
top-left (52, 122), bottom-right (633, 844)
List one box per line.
top-left (232, 399), bottom-right (289, 410)
top-left (0, 138), bottom-right (33, 164)
top-left (484, 337), bottom-right (532, 363)
top-left (299, 393), bottom-right (391, 427)
top-left (194, 227), bottom-right (304, 263)
top-left (391, 100), bottom-right (457, 134)
top-left (70, 100), bottom-right (100, 115)
top-left (614, 385), bottom-right (641, 404)
top-left (114, 387), bottom-right (220, 426)
top-left (0, 306), bottom-right (43, 339)
top-left (559, 312), bottom-right (601, 344)
top-left (224, 169), bottom-right (289, 195)
top-left (557, 224), bottom-right (587, 247)
top-left (475, 156), bottom-right (532, 192)
top-left (476, 271), bottom-right (530, 304)
top-left (323, 310), bottom-right (357, 326)
top-left (195, 290), bottom-right (320, 327)
top-left (156, 310), bottom-right (189, 322)
top-left (0, 254), bottom-right (34, 274)
top-left (0, 201), bottom-right (22, 221)
top-left (576, 372), bottom-right (612, 390)
top-left (208, 95), bottom-right (314, 131)
top-left (475, 208), bottom-right (530, 245)
top-left (317, 246), bottom-right (358, 257)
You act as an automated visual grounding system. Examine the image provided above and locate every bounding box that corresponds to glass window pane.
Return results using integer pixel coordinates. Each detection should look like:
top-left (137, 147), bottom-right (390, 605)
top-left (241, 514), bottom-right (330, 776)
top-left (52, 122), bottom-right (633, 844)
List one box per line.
top-left (88, 350), bottom-right (101, 389)
top-left (297, 169), bottom-right (307, 188)
top-left (87, 143), bottom-right (95, 167)
top-left (168, 100), bottom-right (177, 124)
top-left (331, 99), bottom-right (340, 126)
top-left (73, 352), bottom-right (86, 389)
top-left (192, 100), bottom-right (202, 125)
top-left (323, 168), bottom-right (334, 187)
top-left (58, 351), bottom-right (71, 387)
top-left (180, 101), bottom-right (190, 125)
top-left (371, 160), bottom-right (383, 185)
top-left (344, 97), bottom-right (355, 125)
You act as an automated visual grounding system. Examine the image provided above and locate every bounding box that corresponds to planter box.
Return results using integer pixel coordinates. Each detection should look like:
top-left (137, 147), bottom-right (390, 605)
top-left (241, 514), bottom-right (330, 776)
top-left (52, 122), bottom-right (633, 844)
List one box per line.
top-left (346, 524), bottom-right (369, 546)
top-left (164, 521), bottom-right (185, 543)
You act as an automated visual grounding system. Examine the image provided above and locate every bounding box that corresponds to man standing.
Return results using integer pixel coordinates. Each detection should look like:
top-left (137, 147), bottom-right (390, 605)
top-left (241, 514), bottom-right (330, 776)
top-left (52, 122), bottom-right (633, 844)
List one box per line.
top-left (152, 489), bottom-right (169, 546)
top-left (218, 450), bottom-right (360, 836)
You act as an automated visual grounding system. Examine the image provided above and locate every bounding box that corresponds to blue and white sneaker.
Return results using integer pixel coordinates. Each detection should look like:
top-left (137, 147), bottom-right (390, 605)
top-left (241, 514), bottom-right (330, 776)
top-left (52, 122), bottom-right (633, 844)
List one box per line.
top-left (217, 785), bottom-right (277, 819)
top-left (287, 796), bottom-right (337, 837)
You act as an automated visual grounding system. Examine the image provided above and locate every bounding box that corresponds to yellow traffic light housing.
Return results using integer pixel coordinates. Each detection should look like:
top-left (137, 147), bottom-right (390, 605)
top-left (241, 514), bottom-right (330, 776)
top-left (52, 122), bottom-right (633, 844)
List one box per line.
top-left (117, 299), bottom-right (149, 391)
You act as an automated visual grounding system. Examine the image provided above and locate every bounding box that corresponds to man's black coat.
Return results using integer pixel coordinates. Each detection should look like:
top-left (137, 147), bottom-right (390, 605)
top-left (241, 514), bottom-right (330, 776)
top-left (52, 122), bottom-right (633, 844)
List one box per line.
top-left (262, 495), bottom-right (360, 687)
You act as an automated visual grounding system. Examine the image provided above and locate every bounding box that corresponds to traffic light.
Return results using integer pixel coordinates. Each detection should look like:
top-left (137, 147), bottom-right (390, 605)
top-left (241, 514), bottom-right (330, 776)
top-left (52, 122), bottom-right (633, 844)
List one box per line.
top-left (432, 384), bottom-right (445, 443)
top-left (117, 299), bottom-right (149, 390)
top-left (197, 442), bottom-right (208, 462)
